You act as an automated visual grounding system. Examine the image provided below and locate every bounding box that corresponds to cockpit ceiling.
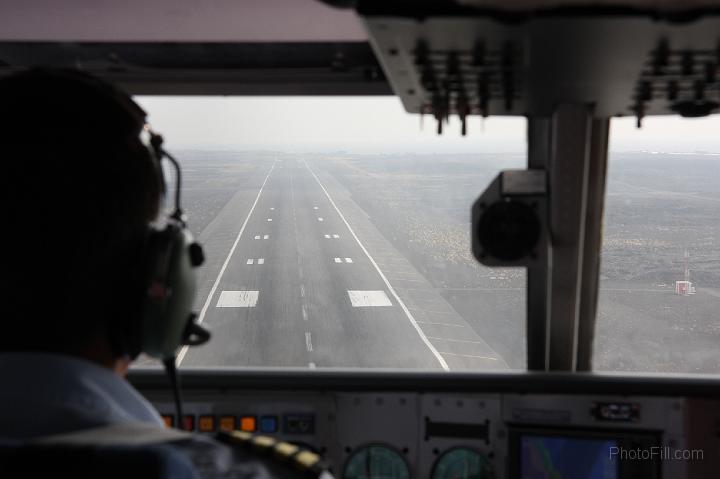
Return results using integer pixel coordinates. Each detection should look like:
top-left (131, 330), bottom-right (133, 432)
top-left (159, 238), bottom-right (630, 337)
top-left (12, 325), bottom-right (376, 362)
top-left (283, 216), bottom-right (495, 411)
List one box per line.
top-left (0, 42), bottom-right (391, 96)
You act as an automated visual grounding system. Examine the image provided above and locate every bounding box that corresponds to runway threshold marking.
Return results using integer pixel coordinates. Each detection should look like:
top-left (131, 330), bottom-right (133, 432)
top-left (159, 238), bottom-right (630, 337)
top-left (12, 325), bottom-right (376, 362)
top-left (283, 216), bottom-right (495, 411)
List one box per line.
top-left (304, 161), bottom-right (449, 371)
top-left (216, 290), bottom-right (259, 308)
top-left (176, 162), bottom-right (276, 366)
top-left (348, 290), bottom-right (392, 307)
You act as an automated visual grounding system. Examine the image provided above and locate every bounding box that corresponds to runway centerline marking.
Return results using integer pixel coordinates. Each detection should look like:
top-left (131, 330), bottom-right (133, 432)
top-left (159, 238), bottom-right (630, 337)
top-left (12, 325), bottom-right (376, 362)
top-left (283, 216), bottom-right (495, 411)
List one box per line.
top-left (313, 206), bottom-right (318, 210)
top-left (318, 217), bottom-right (324, 222)
top-left (305, 160), bottom-right (449, 370)
top-left (332, 234), bottom-right (340, 238)
top-left (302, 305), bottom-right (308, 321)
top-left (270, 207), bottom-right (275, 210)
top-left (305, 332), bottom-right (313, 352)
top-left (267, 218), bottom-right (272, 222)
top-left (345, 258), bottom-right (353, 263)
top-left (216, 290), bottom-right (259, 308)
top-left (176, 162), bottom-right (275, 366)
top-left (300, 285), bottom-right (305, 298)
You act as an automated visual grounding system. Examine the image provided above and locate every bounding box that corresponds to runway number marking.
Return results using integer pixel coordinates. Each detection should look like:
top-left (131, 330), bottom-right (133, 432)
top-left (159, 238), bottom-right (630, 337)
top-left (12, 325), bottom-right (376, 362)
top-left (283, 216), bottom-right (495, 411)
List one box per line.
top-left (347, 291), bottom-right (392, 307)
top-left (216, 291), bottom-right (259, 308)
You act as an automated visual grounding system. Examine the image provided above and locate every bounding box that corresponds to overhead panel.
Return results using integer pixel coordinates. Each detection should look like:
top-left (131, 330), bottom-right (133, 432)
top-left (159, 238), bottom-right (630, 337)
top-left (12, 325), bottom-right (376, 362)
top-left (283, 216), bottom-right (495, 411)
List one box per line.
top-left (360, 4), bottom-right (720, 129)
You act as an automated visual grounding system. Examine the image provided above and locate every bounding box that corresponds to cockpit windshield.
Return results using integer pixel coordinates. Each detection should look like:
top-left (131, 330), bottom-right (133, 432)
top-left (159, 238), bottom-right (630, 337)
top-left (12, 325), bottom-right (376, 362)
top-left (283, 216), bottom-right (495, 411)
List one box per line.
top-left (135, 96), bottom-right (720, 374)
top-left (136, 96), bottom-right (527, 370)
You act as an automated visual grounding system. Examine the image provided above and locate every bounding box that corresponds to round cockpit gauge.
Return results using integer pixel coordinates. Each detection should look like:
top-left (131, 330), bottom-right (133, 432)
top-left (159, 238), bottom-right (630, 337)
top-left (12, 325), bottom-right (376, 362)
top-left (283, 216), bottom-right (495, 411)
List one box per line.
top-left (344, 444), bottom-right (410, 479)
top-left (431, 447), bottom-right (491, 479)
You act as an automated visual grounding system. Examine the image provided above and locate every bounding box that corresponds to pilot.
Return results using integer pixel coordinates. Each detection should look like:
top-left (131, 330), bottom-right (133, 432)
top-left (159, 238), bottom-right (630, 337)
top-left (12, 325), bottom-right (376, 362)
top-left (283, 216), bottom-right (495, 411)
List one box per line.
top-left (0, 68), bottom-right (332, 478)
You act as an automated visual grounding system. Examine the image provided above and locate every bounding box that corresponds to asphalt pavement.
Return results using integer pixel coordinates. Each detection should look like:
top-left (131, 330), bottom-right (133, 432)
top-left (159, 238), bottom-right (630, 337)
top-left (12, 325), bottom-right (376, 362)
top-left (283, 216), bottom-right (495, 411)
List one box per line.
top-left (178, 158), bottom-right (508, 370)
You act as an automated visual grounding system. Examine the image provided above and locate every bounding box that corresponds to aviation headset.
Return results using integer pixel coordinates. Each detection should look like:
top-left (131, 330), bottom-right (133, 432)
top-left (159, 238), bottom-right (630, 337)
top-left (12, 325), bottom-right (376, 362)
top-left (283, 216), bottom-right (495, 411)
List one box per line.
top-left (24, 69), bottom-right (211, 361)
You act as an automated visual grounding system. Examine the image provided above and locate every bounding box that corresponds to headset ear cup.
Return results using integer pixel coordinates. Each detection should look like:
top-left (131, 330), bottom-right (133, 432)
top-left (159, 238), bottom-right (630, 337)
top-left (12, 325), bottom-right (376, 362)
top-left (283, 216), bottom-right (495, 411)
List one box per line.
top-left (140, 222), bottom-right (198, 359)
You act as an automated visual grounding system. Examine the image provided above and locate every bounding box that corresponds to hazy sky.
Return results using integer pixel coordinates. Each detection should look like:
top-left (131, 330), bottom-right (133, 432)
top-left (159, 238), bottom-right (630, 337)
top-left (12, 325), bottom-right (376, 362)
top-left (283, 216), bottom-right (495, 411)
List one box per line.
top-left (136, 96), bottom-right (720, 155)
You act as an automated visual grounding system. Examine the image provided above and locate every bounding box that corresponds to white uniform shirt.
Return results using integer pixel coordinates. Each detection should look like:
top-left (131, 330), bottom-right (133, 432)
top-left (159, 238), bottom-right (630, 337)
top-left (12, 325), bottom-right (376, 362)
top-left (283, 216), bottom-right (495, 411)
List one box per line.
top-left (0, 352), bottom-right (163, 439)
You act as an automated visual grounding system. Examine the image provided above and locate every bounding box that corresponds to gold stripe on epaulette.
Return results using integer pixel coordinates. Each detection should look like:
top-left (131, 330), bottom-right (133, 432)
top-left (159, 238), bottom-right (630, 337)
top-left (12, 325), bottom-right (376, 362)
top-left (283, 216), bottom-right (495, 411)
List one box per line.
top-left (251, 435), bottom-right (276, 451)
top-left (273, 441), bottom-right (300, 460)
top-left (229, 430), bottom-right (253, 442)
top-left (294, 450), bottom-right (321, 469)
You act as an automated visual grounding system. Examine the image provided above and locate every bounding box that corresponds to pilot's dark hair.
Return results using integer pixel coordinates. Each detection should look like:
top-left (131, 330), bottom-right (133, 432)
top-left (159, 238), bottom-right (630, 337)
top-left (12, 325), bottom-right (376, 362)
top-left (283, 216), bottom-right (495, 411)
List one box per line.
top-left (0, 69), bottom-right (164, 357)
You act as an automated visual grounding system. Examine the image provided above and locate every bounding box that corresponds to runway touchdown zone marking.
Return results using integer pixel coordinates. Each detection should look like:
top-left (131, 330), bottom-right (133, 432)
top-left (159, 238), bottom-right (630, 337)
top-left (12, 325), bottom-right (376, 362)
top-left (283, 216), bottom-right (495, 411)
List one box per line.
top-left (216, 291), bottom-right (259, 308)
top-left (347, 290), bottom-right (392, 307)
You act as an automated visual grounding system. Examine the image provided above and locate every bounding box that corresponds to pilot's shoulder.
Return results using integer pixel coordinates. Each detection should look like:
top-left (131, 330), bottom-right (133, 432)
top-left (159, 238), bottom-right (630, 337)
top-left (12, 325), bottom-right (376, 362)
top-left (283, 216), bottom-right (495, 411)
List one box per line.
top-left (173, 430), bottom-right (333, 479)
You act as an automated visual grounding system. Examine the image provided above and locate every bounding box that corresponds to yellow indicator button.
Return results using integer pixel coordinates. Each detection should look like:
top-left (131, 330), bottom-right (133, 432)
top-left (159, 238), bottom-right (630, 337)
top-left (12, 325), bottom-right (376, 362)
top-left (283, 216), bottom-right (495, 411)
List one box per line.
top-left (240, 416), bottom-right (257, 432)
top-left (219, 416), bottom-right (236, 431)
top-left (198, 415), bottom-right (216, 432)
top-left (161, 415), bottom-right (174, 428)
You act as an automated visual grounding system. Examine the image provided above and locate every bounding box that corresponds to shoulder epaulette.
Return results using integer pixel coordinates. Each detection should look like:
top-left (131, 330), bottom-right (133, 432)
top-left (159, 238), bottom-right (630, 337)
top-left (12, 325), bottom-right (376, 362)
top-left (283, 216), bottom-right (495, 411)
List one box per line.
top-left (217, 430), bottom-right (329, 477)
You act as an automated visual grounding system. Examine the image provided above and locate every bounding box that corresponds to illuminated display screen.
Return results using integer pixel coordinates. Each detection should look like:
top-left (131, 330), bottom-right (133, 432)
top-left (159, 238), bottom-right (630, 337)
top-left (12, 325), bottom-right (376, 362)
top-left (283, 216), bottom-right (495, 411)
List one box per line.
top-left (520, 435), bottom-right (618, 479)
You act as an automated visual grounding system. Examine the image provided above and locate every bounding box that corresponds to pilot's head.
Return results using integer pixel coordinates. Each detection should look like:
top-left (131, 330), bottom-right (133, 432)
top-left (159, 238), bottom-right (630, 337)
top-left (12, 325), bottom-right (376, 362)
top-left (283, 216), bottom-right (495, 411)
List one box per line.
top-left (0, 69), bottom-right (164, 370)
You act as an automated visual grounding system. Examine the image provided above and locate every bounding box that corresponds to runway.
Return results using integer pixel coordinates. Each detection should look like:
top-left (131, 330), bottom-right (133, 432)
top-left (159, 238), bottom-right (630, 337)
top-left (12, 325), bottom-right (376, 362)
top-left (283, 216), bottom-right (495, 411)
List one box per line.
top-left (178, 158), bottom-right (508, 370)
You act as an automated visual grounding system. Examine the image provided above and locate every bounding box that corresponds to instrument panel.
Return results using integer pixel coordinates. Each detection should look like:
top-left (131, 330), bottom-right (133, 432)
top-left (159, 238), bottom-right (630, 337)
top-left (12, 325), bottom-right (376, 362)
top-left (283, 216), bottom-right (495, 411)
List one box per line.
top-left (131, 370), bottom-right (720, 478)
